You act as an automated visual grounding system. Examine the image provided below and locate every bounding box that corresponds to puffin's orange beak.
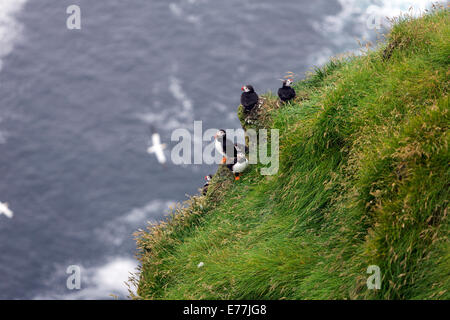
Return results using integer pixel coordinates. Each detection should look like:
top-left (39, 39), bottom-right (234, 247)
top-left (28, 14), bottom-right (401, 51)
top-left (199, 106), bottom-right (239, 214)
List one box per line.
top-left (241, 86), bottom-right (245, 91)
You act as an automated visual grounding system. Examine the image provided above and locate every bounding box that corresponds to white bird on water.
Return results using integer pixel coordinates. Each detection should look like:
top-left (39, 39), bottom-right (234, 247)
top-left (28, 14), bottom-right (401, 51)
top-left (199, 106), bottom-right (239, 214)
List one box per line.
top-left (147, 128), bottom-right (167, 164)
top-left (0, 202), bottom-right (13, 219)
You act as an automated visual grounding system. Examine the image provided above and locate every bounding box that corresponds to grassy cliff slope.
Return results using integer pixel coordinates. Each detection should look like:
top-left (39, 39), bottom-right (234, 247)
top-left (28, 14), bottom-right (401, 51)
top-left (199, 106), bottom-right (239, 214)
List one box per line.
top-left (132, 9), bottom-right (449, 300)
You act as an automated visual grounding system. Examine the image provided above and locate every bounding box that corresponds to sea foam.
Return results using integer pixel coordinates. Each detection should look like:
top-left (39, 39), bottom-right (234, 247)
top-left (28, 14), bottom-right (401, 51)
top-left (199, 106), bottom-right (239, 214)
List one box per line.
top-left (310, 0), bottom-right (445, 66)
top-left (0, 0), bottom-right (27, 71)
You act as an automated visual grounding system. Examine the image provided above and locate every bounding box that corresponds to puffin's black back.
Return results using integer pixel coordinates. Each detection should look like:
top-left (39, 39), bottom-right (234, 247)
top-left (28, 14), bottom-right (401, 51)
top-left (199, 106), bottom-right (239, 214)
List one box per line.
top-left (241, 87), bottom-right (259, 112)
top-left (218, 132), bottom-right (238, 160)
top-left (278, 85), bottom-right (296, 102)
top-left (226, 158), bottom-right (237, 171)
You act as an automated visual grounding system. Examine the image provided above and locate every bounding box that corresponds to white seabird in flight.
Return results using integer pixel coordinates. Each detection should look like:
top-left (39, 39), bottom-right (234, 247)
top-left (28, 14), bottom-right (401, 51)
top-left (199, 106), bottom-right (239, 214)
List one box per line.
top-left (147, 129), bottom-right (167, 164)
top-left (0, 202), bottom-right (13, 219)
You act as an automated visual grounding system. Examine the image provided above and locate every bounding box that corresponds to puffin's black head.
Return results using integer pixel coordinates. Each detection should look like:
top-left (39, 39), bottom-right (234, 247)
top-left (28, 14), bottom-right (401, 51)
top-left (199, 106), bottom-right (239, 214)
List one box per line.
top-left (205, 175), bottom-right (212, 181)
top-left (241, 85), bottom-right (254, 93)
top-left (236, 152), bottom-right (246, 161)
top-left (214, 129), bottom-right (226, 139)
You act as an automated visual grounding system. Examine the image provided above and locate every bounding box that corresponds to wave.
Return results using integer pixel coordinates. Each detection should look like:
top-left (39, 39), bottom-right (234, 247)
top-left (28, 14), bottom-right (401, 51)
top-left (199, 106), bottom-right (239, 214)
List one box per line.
top-left (325, 0), bottom-right (444, 32)
top-left (169, 76), bottom-right (194, 121)
top-left (168, 0), bottom-right (202, 24)
top-left (310, 0), bottom-right (446, 66)
top-left (35, 199), bottom-right (176, 300)
top-left (0, 116), bottom-right (7, 144)
top-left (0, 0), bottom-right (27, 71)
top-left (34, 257), bottom-right (137, 300)
top-left (95, 199), bottom-right (176, 247)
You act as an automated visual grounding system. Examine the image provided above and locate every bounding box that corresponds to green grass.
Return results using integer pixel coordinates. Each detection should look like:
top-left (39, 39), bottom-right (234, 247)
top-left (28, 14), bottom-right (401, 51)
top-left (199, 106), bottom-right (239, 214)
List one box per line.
top-left (131, 8), bottom-right (449, 300)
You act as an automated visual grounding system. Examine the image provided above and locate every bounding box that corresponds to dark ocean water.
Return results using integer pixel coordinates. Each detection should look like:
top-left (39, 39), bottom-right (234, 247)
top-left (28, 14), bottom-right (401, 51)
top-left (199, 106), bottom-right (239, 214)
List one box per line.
top-left (0, 0), bottom-right (432, 299)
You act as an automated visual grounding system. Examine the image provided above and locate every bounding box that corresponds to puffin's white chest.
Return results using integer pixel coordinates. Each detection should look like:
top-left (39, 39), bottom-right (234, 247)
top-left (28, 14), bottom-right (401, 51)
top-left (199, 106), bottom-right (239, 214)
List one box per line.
top-left (232, 159), bottom-right (248, 173)
top-left (215, 139), bottom-right (225, 156)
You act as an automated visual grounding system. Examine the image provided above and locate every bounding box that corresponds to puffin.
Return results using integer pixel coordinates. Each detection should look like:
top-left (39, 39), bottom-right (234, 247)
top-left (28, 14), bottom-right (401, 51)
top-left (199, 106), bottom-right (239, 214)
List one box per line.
top-left (202, 175), bottom-right (213, 195)
top-left (234, 142), bottom-right (248, 154)
top-left (278, 79), bottom-right (296, 103)
top-left (241, 85), bottom-right (259, 113)
top-left (214, 129), bottom-right (238, 164)
top-left (227, 152), bottom-right (249, 180)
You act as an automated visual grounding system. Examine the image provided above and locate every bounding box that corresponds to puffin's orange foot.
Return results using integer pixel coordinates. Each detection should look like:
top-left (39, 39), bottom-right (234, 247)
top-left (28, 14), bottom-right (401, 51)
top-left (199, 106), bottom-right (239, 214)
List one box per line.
top-left (221, 157), bottom-right (227, 164)
top-left (234, 176), bottom-right (240, 181)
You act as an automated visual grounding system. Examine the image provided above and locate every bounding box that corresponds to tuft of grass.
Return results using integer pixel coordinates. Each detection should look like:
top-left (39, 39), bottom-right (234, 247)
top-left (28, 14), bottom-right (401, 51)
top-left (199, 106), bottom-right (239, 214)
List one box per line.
top-left (131, 8), bottom-right (449, 300)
